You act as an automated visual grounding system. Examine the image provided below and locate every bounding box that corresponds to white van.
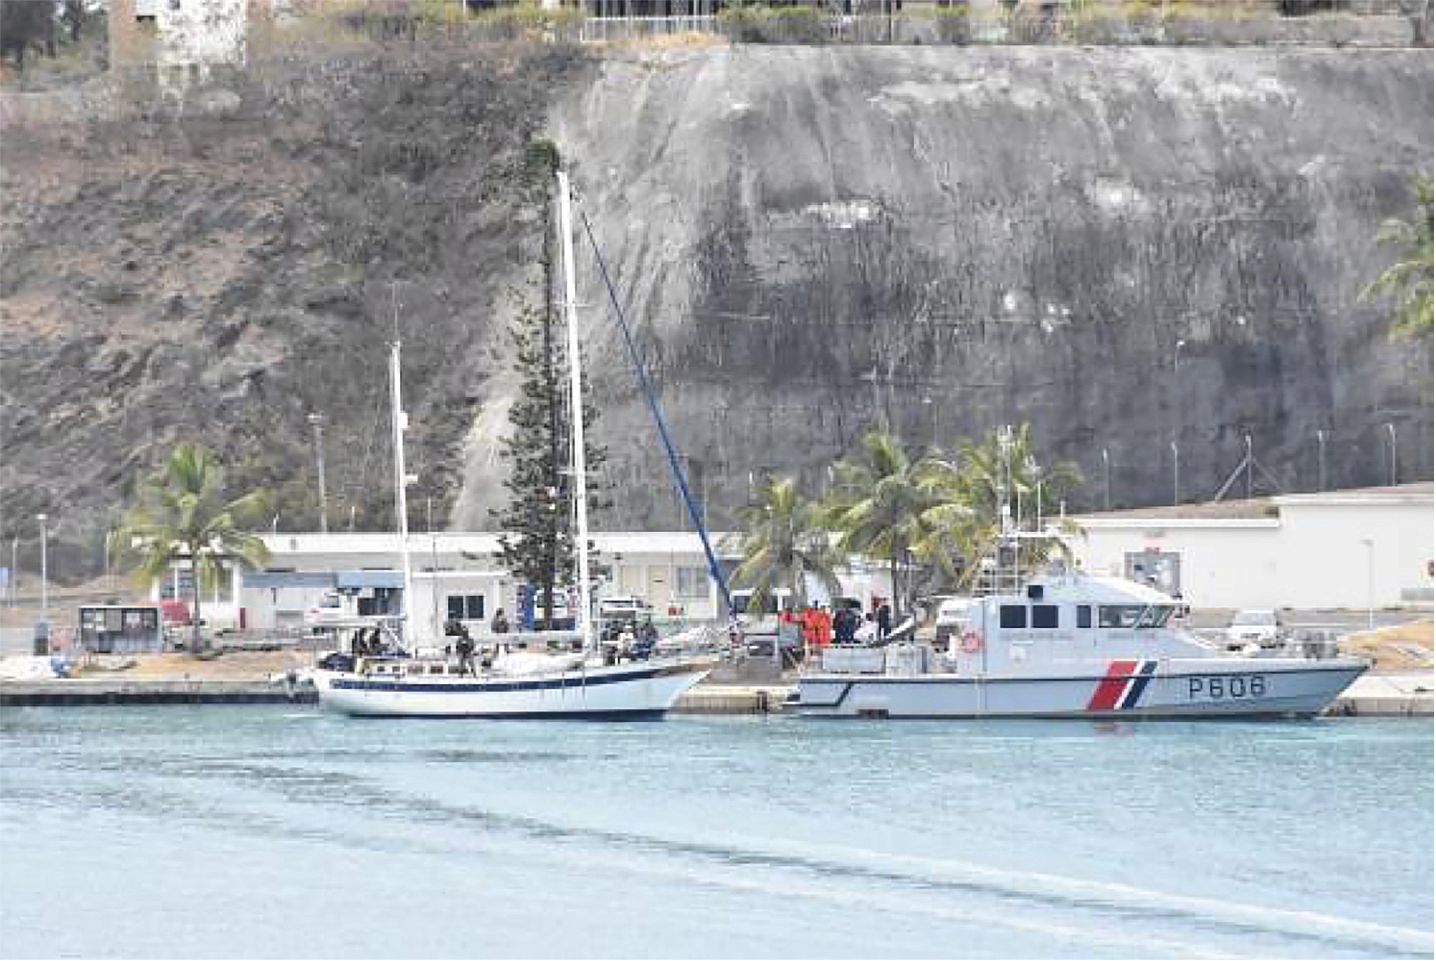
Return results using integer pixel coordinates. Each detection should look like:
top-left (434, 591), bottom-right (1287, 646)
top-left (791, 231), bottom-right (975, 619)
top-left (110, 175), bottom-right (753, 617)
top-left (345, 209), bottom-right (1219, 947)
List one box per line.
top-left (933, 597), bottom-right (978, 648)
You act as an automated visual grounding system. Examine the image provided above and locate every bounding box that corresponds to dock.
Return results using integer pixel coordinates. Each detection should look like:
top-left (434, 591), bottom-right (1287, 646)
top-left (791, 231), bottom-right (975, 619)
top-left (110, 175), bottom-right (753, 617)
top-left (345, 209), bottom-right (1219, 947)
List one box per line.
top-left (0, 678), bottom-right (317, 706)
top-left (1326, 672), bottom-right (1433, 717)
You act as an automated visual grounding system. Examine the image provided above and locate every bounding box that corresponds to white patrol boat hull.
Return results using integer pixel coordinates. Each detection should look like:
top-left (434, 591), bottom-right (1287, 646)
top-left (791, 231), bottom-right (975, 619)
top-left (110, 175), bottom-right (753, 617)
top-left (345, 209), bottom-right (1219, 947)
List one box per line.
top-left (796, 657), bottom-right (1366, 718)
top-left (314, 658), bottom-right (712, 718)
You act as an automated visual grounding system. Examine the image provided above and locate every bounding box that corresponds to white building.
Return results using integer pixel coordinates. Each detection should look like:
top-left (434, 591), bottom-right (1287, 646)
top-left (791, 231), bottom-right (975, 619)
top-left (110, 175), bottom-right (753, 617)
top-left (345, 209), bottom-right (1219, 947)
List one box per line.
top-left (178, 531), bottom-right (744, 640)
top-left (169, 529), bottom-right (894, 640)
top-left (1068, 483), bottom-right (1434, 612)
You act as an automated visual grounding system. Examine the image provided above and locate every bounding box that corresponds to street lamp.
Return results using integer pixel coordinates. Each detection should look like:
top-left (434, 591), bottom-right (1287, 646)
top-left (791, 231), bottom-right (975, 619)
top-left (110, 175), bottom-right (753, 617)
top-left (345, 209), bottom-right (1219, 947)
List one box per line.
top-left (1360, 537), bottom-right (1375, 630)
top-left (1171, 440), bottom-right (1180, 506)
top-left (36, 514), bottom-right (47, 617)
top-left (1317, 429), bottom-right (1327, 492)
top-left (9, 537), bottom-right (17, 608)
top-left (1384, 422), bottom-right (1397, 486)
top-left (1100, 447), bottom-right (1111, 512)
top-left (308, 412), bottom-right (328, 534)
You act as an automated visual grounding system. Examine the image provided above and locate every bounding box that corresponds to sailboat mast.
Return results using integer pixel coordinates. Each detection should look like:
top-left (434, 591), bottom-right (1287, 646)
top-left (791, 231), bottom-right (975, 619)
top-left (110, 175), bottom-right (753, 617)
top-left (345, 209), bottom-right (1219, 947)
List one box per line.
top-left (390, 340), bottom-right (416, 648)
top-left (556, 170), bottom-right (593, 654)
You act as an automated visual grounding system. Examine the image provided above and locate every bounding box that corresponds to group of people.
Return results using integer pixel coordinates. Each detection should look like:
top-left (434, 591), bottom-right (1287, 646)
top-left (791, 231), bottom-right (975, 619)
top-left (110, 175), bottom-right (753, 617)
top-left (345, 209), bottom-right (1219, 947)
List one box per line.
top-left (780, 597), bottom-right (895, 653)
top-left (602, 616), bottom-right (660, 664)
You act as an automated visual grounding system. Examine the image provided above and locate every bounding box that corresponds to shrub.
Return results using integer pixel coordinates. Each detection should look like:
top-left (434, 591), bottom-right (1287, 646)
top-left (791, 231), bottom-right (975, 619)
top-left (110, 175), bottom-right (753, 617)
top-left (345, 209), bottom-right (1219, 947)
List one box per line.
top-left (720, 5), bottom-right (829, 44)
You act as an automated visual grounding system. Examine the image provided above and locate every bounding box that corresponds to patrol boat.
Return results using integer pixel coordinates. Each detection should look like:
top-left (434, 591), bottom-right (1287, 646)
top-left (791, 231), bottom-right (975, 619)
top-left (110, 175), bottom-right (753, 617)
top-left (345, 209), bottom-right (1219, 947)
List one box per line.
top-left (794, 572), bottom-right (1367, 719)
top-left (314, 170), bottom-right (717, 718)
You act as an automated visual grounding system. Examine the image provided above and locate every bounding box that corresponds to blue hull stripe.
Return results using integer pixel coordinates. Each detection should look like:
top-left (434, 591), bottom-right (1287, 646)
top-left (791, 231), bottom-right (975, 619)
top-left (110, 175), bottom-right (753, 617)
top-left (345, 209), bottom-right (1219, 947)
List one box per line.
top-left (331, 665), bottom-right (692, 695)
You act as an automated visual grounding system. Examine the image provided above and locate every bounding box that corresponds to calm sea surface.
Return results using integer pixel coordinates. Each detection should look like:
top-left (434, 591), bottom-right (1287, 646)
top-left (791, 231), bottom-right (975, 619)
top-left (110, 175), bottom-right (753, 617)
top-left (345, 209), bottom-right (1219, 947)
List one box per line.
top-left (0, 707), bottom-right (1430, 959)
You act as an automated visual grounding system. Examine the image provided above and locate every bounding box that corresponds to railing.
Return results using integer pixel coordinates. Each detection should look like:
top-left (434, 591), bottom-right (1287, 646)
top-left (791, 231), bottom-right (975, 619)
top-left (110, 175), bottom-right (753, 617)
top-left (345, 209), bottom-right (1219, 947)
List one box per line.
top-left (579, 14), bottom-right (719, 41)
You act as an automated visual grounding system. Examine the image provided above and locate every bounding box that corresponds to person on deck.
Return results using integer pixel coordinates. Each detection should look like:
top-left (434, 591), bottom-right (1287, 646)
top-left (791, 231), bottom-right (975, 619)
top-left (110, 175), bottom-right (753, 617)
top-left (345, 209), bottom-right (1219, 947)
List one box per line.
top-left (490, 608), bottom-right (510, 634)
top-left (877, 601), bottom-right (892, 641)
top-left (816, 605), bottom-right (834, 649)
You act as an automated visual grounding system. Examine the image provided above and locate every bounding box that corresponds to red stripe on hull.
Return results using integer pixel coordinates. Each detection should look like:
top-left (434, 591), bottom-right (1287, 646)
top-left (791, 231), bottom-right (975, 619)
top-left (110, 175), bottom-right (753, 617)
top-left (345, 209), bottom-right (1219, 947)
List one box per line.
top-left (1087, 660), bottom-right (1139, 711)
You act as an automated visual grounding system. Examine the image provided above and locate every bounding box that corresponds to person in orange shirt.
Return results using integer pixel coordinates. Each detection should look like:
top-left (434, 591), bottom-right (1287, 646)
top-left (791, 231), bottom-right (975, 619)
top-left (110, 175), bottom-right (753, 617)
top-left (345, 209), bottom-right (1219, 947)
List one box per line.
top-left (800, 602), bottom-right (821, 659)
top-left (816, 605), bottom-right (834, 648)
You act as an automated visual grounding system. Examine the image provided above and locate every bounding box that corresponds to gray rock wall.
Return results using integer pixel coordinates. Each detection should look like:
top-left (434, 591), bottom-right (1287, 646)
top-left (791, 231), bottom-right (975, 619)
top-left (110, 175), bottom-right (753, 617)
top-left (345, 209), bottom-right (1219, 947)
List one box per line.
top-left (450, 45), bottom-right (1433, 529)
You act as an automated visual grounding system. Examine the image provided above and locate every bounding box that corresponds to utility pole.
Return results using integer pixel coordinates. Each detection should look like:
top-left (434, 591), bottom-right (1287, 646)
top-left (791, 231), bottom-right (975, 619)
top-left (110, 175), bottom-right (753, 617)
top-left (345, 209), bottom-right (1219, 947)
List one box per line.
top-left (9, 537), bottom-right (17, 608)
top-left (1317, 429), bottom-right (1327, 492)
top-left (36, 513), bottom-right (47, 617)
top-left (1385, 422), bottom-right (1397, 486)
top-left (1100, 447), bottom-right (1111, 512)
top-left (308, 413), bottom-right (328, 534)
top-left (1244, 433), bottom-right (1253, 500)
top-left (1171, 440), bottom-right (1180, 506)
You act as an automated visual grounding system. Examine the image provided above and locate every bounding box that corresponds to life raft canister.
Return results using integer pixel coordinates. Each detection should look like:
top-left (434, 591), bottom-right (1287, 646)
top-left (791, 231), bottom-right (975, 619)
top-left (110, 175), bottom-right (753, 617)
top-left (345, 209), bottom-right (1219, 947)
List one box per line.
top-left (960, 629), bottom-right (983, 654)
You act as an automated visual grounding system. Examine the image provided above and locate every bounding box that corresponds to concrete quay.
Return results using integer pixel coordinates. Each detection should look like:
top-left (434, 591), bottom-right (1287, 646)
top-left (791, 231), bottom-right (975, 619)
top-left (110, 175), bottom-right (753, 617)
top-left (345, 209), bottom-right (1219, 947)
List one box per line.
top-left (0, 678), bottom-right (317, 706)
top-left (1326, 672), bottom-right (1433, 717)
top-left (2, 670), bottom-right (1426, 716)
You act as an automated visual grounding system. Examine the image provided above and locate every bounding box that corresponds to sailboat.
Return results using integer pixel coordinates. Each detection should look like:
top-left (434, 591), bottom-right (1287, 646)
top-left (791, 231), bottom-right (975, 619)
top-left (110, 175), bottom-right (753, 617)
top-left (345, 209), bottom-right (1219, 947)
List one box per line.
top-left (313, 171), bottom-right (717, 718)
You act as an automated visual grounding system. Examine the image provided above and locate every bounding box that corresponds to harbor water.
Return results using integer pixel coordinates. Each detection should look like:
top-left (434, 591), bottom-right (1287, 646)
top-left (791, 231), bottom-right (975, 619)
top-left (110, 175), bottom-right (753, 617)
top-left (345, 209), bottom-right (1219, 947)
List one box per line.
top-left (0, 708), bottom-right (1431, 959)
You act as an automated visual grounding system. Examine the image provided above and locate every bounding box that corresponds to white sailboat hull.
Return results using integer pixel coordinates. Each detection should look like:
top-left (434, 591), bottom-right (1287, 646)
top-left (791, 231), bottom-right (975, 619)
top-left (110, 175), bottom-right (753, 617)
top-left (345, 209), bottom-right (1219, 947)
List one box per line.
top-left (796, 657), bottom-right (1366, 719)
top-left (314, 659), bottom-right (712, 718)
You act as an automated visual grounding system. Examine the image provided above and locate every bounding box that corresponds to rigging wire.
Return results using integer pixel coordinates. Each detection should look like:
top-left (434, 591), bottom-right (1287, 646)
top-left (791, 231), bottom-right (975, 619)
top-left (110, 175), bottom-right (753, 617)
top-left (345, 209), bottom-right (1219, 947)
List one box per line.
top-left (576, 208), bottom-right (733, 612)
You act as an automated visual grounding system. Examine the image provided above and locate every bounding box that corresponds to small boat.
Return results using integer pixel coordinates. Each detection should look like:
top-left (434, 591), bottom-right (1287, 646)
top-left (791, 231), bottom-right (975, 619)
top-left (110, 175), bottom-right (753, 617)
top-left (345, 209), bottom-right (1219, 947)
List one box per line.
top-left (794, 571), bottom-right (1367, 719)
top-left (315, 170), bottom-right (719, 718)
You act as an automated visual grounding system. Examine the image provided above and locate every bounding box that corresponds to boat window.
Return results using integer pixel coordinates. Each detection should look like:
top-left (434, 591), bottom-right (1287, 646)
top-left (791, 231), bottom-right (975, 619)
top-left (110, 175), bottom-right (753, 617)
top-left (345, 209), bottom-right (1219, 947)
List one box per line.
top-left (1000, 605), bottom-right (1027, 629)
top-left (1136, 606), bottom-right (1174, 628)
top-left (1077, 605), bottom-right (1092, 629)
top-left (407, 664), bottom-right (424, 675)
top-left (1099, 606), bottom-right (1142, 629)
top-left (429, 664), bottom-right (444, 675)
top-left (1099, 605), bottom-right (1174, 629)
top-left (1031, 605), bottom-right (1059, 629)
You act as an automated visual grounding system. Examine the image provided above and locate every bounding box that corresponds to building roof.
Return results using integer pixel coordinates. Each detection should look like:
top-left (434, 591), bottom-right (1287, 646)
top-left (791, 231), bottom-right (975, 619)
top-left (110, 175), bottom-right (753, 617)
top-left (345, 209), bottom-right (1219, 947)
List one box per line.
top-left (1073, 482), bottom-right (1431, 523)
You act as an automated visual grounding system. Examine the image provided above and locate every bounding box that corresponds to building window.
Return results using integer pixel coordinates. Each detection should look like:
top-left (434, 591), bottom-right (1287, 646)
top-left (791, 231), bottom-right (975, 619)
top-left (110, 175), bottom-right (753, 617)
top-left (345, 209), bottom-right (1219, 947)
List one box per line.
top-left (1031, 605), bottom-right (1058, 629)
top-left (1076, 605), bottom-right (1092, 629)
top-left (447, 595), bottom-right (485, 620)
top-left (675, 566), bottom-right (708, 599)
top-left (999, 605), bottom-right (1026, 629)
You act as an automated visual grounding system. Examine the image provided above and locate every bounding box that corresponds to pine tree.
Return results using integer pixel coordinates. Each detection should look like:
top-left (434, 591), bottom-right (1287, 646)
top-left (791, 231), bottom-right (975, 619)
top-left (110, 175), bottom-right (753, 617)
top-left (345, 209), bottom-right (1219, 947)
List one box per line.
top-left (490, 142), bottom-right (607, 629)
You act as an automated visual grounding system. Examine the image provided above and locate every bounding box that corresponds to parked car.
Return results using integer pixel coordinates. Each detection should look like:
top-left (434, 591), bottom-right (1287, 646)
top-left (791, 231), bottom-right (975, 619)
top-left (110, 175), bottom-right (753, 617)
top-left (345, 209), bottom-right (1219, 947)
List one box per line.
top-left (303, 592), bottom-right (349, 628)
top-left (598, 595), bottom-right (651, 624)
top-left (1225, 609), bottom-right (1282, 649)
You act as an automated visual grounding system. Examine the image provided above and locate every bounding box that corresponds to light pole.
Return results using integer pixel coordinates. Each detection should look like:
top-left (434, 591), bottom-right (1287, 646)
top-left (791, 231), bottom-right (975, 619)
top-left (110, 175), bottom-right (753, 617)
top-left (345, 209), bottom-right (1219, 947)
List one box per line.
top-left (1171, 340), bottom-right (1184, 506)
top-left (1244, 432), bottom-right (1254, 500)
top-left (1317, 429), bottom-right (1327, 492)
top-left (9, 537), bottom-right (17, 608)
top-left (1361, 537), bottom-right (1375, 629)
top-left (36, 514), bottom-right (48, 617)
top-left (1100, 447), bottom-right (1111, 512)
top-left (348, 504), bottom-right (358, 533)
top-left (1384, 422), bottom-right (1397, 486)
top-left (308, 413), bottom-right (328, 534)
top-left (1171, 440), bottom-right (1180, 505)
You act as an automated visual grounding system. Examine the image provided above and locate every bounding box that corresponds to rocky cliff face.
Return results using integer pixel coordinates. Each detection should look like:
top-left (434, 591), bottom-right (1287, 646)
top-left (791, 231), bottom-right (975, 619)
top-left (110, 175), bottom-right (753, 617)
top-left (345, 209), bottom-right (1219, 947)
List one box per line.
top-left (2, 40), bottom-right (1430, 579)
top-left (1, 44), bottom-right (588, 578)
top-left (452, 45), bottom-right (1433, 531)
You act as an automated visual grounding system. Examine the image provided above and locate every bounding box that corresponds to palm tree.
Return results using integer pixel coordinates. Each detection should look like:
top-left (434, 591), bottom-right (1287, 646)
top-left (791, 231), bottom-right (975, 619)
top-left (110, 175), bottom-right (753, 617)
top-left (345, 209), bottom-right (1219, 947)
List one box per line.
top-left (728, 476), bottom-right (839, 614)
top-left (112, 444), bottom-right (270, 655)
top-left (951, 424), bottom-right (1082, 588)
top-left (1363, 175), bottom-right (1433, 340)
top-left (822, 432), bottom-right (938, 618)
